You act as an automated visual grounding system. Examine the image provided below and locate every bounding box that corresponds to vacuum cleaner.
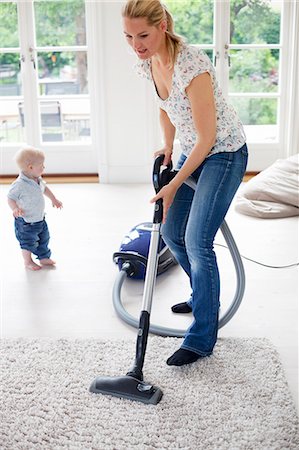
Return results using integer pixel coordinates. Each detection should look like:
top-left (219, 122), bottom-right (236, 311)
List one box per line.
top-left (112, 179), bottom-right (246, 336)
top-left (89, 155), bottom-right (172, 405)
top-left (113, 221), bottom-right (177, 280)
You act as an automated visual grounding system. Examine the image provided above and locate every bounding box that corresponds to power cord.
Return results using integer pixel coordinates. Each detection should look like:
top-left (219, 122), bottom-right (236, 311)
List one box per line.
top-left (215, 243), bottom-right (299, 269)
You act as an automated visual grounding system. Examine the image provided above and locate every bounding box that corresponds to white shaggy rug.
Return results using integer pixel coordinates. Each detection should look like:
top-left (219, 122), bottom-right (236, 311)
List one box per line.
top-left (1, 337), bottom-right (298, 450)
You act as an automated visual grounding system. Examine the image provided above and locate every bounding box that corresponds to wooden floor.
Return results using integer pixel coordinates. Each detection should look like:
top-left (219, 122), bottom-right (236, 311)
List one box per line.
top-left (0, 173), bottom-right (256, 185)
top-left (243, 173), bottom-right (256, 182)
top-left (0, 174), bottom-right (99, 185)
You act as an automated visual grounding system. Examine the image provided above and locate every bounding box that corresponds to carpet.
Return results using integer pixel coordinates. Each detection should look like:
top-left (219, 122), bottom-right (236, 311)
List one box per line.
top-left (1, 337), bottom-right (298, 450)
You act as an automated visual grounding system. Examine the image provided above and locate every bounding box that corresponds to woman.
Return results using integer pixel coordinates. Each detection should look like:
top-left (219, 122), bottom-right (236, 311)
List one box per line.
top-left (122, 0), bottom-right (248, 366)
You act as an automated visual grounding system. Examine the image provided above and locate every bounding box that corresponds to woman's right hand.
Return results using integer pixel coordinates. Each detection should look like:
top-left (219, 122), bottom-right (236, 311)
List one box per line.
top-left (154, 147), bottom-right (173, 166)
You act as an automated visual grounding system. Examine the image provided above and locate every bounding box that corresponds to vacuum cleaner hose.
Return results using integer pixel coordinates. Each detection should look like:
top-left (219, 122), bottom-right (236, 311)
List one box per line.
top-left (113, 175), bottom-right (246, 337)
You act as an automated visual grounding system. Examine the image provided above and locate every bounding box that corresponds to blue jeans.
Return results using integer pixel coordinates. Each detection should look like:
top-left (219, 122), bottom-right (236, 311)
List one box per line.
top-left (161, 144), bottom-right (248, 356)
top-left (15, 217), bottom-right (51, 260)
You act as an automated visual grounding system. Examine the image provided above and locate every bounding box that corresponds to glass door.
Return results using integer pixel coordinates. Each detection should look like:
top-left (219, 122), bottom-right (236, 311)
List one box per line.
top-left (0, 0), bottom-right (96, 175)
top-left (0, 2), bottom-right (23, 144)
top-left (33, 0), bottom-right (91, 143)
top-left (163, 0), bottom-right (290, 169)
top-left (164, 0), bottom-right (215, 64)
top-left (228, 0), bottom-right (282, 144)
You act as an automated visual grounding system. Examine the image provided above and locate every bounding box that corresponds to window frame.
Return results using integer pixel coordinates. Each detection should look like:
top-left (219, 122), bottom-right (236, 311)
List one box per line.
top-left (165, 0), bottom-right (297, 171)
top-left (0, 0), bottom-right (99, 175)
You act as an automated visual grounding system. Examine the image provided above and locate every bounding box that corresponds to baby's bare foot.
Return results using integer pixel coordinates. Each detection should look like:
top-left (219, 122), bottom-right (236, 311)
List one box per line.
top-left (25, 261), bottom-right (41, 271)
top-left (40, 258), bottom-right (56, 266)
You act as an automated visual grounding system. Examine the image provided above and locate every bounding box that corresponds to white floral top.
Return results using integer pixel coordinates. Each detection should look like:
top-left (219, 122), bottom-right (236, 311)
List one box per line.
top-left (135, 43), bottom-right (246, 157)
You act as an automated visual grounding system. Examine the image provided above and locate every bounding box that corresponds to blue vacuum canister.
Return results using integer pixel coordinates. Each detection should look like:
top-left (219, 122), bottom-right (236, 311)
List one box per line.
top-left (113, 222), bottom-right (177, 279)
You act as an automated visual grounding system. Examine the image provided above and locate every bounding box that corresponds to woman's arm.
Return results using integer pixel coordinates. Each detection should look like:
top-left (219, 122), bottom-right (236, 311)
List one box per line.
top-left (151, 72), bottom-right (216, 222)
top-left (154, 108), bottom-right (176, 166)
top-left (170, 72), bottom-right (216, 189)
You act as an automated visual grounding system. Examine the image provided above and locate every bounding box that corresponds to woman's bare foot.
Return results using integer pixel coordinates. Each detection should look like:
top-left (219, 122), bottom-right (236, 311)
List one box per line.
top-left (39, 258), bottom-right (56, 266)
top-left (22, 250), bottom-right (41, 271)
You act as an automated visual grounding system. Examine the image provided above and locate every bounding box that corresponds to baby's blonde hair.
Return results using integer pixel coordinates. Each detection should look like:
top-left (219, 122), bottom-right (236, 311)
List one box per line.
top-left (15, 147), bottom-right (45, 171)
top-left (122, 0), bottom-right (183, 68)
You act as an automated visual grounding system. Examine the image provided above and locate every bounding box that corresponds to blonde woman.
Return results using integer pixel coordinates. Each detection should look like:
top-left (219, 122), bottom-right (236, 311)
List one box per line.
top-left (122, 0), bottom-right (248, 366)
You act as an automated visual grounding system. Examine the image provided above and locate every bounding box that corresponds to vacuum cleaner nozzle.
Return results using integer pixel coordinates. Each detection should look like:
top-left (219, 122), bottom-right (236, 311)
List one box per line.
top-left (89, 375), bottom-right (163, 405)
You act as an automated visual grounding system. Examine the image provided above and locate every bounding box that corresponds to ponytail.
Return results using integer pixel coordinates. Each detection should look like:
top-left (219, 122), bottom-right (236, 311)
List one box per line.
top-left (164, 6), bottom-right (183, 68)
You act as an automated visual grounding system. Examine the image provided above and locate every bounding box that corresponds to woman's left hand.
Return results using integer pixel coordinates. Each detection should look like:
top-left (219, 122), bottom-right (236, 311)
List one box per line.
top-left (150, 183), bottom-right (177, 224)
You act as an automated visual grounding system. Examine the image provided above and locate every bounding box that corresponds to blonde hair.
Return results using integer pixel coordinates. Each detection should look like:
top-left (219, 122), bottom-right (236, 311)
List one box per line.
top-left (122, 0), bottom-right (183, 68)
top-left (15, 147), bottom-right (45, 171)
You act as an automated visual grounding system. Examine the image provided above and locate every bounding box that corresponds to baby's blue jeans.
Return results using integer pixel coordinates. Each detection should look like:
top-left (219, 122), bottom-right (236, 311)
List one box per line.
top-left (161, 144), bottom-right (248, 356)
top-left (15, 217), bottom-right (51, 260)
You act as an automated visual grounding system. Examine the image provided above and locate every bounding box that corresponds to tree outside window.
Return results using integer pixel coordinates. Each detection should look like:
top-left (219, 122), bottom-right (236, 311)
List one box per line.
top-left (164, 0), bottom-right (281, 127)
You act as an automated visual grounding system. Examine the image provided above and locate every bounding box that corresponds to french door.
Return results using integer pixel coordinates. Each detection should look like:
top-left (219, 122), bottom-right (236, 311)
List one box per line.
top-left (1, 1), bottom-right (297, 175)
top-left (0, 0), bottom-right (97, 174)
top-left (164, 0), bottom-right (296, 170)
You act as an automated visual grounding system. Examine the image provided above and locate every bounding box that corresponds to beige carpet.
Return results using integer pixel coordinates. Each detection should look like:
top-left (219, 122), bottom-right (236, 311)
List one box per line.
top-left (1, 337), bottom-right (298, 450)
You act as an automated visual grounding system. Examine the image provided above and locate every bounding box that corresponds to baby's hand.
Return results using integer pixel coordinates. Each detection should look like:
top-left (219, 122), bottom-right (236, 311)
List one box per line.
top-left (52, 198), bottom-right (63, 209)
top-left (13, 207), bottom-right (24, 218)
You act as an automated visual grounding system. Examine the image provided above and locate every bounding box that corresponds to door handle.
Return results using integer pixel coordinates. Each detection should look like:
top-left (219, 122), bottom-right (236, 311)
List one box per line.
top-left (18, 54), bottom-right (25, 70)
top-left (30, 56), bottom-right (36, 70)
top-left (225, 51), bottom-right (231, 67)
top-left (28, 46), bottom-right (36, 70)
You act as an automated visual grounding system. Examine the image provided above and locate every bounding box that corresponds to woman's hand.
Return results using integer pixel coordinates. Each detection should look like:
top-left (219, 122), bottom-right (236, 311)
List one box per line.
top-left (154, 147), bottom-right (173, 166)
top-left (150, 183), bottom-right (177, 224)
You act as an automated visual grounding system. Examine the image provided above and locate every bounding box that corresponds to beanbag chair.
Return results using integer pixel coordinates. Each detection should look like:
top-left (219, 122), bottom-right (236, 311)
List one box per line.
top-left (235, 154), bottom-right (299, 218)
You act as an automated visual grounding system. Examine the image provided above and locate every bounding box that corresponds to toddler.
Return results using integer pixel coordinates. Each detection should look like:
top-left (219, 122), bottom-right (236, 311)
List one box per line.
top-left (7, 147), bottom-right (63, 271)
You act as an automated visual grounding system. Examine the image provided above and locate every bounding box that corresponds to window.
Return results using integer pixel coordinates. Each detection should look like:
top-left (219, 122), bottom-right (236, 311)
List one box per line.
top-left (163, 0), bottom-right (295, 169)
top-left (0, 2), bottom-right (22, 143)
top-left (0, 0), bottom-right (91, 144)
top-left (0, 0), bottom-right (99, 175)
top-left (229, 0), bottom-right (282, 144)
top-left (34, 0), bottom-right (90, 142)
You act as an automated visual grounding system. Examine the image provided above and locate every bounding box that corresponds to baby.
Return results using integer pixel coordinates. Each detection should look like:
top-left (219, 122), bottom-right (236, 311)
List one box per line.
top-left (7, 147), bottom-right (63, 271)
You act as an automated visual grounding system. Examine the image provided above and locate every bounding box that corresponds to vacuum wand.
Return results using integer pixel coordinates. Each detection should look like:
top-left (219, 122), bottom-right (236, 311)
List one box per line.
top-left (126, 222), bottom-right (161, 380)
top-left (89, 155), bottom-right (171, 405)
top-left (140, 222), bottom-right (161, 312)
top-left (126, 158), bottom-right (167, 380)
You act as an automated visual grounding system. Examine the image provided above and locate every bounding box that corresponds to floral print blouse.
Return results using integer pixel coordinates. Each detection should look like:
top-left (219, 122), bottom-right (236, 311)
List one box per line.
top-left (135, 43), bottom-right (246, 157)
